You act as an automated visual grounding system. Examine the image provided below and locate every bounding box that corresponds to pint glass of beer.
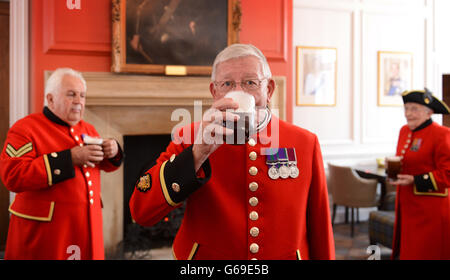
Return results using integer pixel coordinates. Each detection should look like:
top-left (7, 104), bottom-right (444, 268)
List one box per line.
top-left (385, 156), bottom-right (402, 180)
top-left (223, 91), bottom-right (256, 145)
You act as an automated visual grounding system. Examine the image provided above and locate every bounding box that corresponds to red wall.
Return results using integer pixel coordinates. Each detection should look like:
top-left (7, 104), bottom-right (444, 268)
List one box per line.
top-left (30, 0), bottom-right (293, 122)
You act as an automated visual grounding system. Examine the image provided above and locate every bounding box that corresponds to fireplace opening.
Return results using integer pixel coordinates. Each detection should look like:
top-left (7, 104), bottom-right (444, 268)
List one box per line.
top-left (121, 134), bottom-right (186, 257)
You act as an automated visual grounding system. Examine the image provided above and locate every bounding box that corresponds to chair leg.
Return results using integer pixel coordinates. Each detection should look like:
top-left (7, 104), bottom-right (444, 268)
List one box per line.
top-left (345, 207), bottom-right (349, 224)
top-left (351, 207), bottom-right (354, 237)
top-left (332, 204), bottom-right (336, 226)
top-left (356, 208), bottom-right (360, 224)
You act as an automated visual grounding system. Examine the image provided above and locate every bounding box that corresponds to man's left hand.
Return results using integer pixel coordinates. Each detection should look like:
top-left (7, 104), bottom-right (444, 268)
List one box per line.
top-left (389, 174), bottom-right (414, 186)
top-left (102, 139), bottom-right (119, 159)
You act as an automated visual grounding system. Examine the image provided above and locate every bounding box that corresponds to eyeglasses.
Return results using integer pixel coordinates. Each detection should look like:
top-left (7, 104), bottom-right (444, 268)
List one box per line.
top-left (214, 78), bottom-right (268, 92)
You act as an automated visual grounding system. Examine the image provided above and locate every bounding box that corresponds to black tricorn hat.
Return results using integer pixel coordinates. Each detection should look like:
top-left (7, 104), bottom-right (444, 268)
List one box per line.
top-left (402, 88), bottom-right (450, 114)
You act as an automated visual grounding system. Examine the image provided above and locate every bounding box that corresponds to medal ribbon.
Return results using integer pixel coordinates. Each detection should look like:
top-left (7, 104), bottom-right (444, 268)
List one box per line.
top-left (277, 148), bottom-right (288, 164)
top-left (286, 148), bottom-right (297, 164)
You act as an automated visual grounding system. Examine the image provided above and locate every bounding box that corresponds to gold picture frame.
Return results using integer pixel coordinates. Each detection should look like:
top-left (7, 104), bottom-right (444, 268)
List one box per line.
top-left (296, 46), bottom-right (337, 106)
top-left (377, 51), bottom-right (413, 107)
top-left (111, 0), bottom-right (241, 76)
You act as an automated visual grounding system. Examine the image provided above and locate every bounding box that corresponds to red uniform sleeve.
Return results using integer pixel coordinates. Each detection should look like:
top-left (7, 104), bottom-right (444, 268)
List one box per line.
top-left (129, 125), bottom-right (211, 227)
top-left (306, 135), bottom-right (336, 260)
top-left (432, 130), bottom-right (450, 189)
top-left (0, 127), bottom-right (74, 193)
top-left (415, 128), bottom-right (450, 193)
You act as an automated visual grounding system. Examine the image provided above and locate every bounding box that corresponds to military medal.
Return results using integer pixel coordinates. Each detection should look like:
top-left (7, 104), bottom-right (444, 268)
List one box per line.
top-left (287, 148), bottom-right (299, 178)
top-left (265, 148), bottom-right (280, 180)
top-left (268, 165), bottom-right (280, 180)
top-left (277, 148), bottom-right (290, 179)
top-left (410, 138), bottom-right (422, 152)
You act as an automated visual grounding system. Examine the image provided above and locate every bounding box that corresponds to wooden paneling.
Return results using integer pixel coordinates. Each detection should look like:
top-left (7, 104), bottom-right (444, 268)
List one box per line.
top-left (240, 0), bottom-right (293, 122)
top-left (0, 1), bottom-right (10, 251)
top-left (42, 0), bottom-right (111, 54)
top-left (30, 0), bottom-right (112, 113)
top-left (443, 75), bottom-right (450, 127)
top-left (31, 0), bottom-right (293, 121)
top-left (240, 0), bottom-right (288, 62)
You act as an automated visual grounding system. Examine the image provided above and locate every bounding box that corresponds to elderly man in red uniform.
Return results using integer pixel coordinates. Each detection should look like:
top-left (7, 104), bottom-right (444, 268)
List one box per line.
top-left (390, 89), bottom-right (450, 260)
top-left (0, 68), bottom-right (123, 260)
top-left (129, 44), bottom-right (335, 260)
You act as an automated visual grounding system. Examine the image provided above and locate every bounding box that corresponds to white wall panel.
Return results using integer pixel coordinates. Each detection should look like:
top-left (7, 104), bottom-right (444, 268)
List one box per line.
top-left (361, 11), bottom-right (425, 144)
top-left (293, 0), bottom-right (435, 164)
top-left (293, 7), bottom-right (354, 144)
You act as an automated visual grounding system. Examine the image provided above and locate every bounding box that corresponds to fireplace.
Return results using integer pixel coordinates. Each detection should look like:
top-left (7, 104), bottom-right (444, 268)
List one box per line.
top-left (81, 72), bottom-right (286, 258)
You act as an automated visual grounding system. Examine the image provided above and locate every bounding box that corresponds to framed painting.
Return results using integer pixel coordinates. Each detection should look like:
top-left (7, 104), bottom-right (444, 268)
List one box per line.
top-left (377, 51), bottom-right (413, 106)
top-left (296, 46), bottom-right (337, 106)
top-left (112, 0), bottom-right (241, 75)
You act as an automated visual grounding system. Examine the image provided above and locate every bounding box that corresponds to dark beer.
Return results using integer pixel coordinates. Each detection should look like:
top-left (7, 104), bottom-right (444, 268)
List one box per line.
top-left (386, 156), bottom-right (402, 180)
top-left (223, 91), bottom-right (256, 145)
top-left (223, 111), bottom-right (255, 144)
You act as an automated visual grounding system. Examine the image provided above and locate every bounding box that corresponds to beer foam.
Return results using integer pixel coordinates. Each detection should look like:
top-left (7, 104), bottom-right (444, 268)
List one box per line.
top-left (225, 91), bottom-right (255, 112)
top-left (386, 156), bottom-right (401, 162)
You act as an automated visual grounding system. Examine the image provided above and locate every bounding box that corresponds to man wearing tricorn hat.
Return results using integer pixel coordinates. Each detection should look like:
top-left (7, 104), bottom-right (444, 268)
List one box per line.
top-left (389, 88), bottom-right (450, 259)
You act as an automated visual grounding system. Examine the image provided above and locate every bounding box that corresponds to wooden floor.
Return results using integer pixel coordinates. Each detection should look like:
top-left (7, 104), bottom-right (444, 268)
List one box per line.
top-left (333, 221), bottom-right (392, 260)
top-left (0, 221), bottom-right (392, 260)
top-left (123, 221), bottom-right (392, 260)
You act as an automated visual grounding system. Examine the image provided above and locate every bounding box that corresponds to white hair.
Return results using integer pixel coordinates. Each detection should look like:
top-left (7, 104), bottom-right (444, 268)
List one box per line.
top-left (211, 44), bottom-right (272, 81)
top-left (44, 68), bottom-right (87, 106)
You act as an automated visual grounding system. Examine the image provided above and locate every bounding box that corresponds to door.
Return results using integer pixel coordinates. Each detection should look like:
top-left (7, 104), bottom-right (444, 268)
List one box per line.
top-left (443, 75), bottom-right (450, 127)
top-left (0, 1), bottom-right (10, 251)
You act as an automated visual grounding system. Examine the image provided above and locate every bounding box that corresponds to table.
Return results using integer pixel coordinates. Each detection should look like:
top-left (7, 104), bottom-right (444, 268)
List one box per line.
top-left (353, 164), bottom-right (387, 210)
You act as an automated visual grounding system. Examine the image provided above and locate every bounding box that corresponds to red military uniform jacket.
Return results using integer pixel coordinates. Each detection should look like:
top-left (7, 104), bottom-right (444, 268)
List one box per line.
top-left (392, 119), bottom-right (450, 259)
top-left (130, 116), bottom-right (335, 260)
top-left (0, 107), bottom-right (122, 260)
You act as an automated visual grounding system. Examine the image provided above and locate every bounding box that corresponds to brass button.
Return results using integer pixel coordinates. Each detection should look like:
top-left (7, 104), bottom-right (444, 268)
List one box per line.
top-left (249, 166), bottom-right (258, 176)
top-left (251, 258), bottom-right (258, 260)
top-left (250, 227), bottom-right (259, 237)
top-left (406, 139), bottom-right (411, 144)
top-left (170, 154), bottom-right (176, 162)
top-left (248, 138), bottom-right (256, 147)
top-left (75, 135), bottom-right (80, 141)
top-left (249, 151), bottom-right (257, 161)
top-left (51, 152), bottom-right (58, 158)
top-left (249, 211), bottom-right (259, 221)
top-left (89, 198), bottom-right (94, 205)
top-left (70, 128), bottom-right (74, 133)
top-left (249, 197), bottom-right (259, 207)
top-left (54, 169), bottom-right (61, 175)
top-left (88, 181), bottom-right (92, 186)
top-left (89, 190), bottom-right (94, 197)
top-left (250, 243), bottom-right (259, 254)
top-left (83, 164), bottom-right (88, 168)
top-left (423, 174), bottom-right (429, 180)
top-left (85, 172), bottom-right (90, 177)
top-left (249, 182), bottom-right (259, 192)
top-left (404, 144), bottom-right (408, 148)
top-left (172, 182), bottom-right (181, 193)
top-left (79, 143), bottom-right (83, 147)
top-left (401, 149), bottom-right (406, 154)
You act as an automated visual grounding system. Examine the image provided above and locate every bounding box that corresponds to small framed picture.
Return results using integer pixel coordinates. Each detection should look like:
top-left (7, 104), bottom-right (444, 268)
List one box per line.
top-left (377, 51), bottom-right (413, 106)
top-left (296, 46), bottom-right (337, 106)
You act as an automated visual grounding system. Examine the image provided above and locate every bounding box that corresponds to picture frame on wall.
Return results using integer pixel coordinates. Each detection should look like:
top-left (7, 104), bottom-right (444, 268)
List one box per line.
top-left (111, 0), bottom-right (241, 76)
top-left (377, 51), bottom-right (413, 106)
top-left (296, 46), bottom-right (337, 106)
